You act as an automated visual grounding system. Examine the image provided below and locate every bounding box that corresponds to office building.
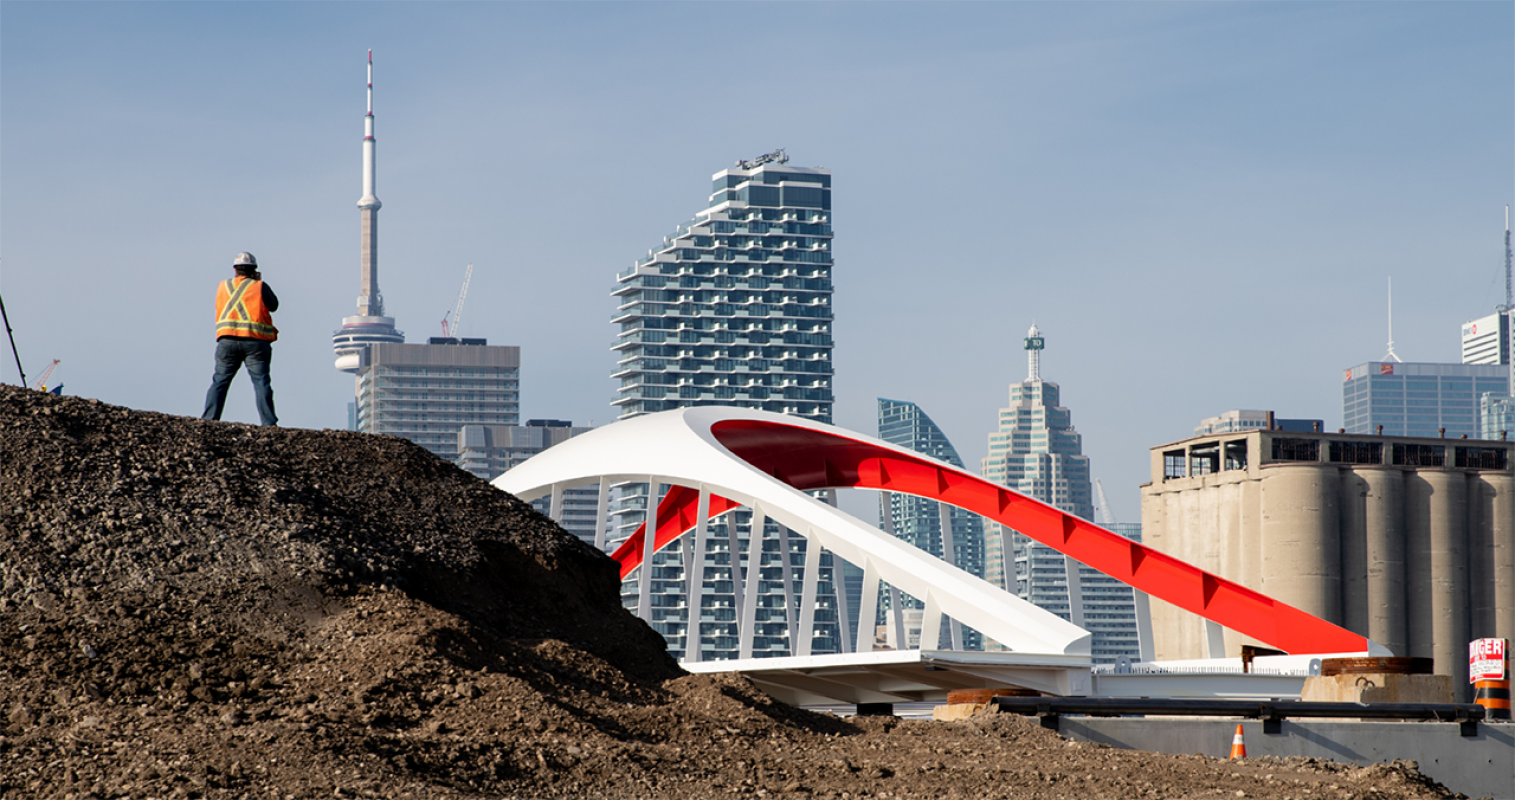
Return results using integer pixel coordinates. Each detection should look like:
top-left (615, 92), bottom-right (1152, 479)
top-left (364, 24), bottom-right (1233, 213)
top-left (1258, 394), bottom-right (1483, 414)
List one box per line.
top-left (979, 326), bottom-right (1139, 663)
top-left (1482, 394), bottom-right (1515, 441)
top-left (1144, 426), bottom-right (1514, 698)
top-left (1462, 311), bottom-right (1515, 440)
top-left (609, 151), bottom-right (841, 661)
top-left (458, 420), bottom-right (603, 546)
top-left (1342, 362), bottom-right (1509, 439)
top-left (1194, 410), bottom-right (1322, 436)
top-left (876, 398), bottom-right (987, 650)
top-left (981, 324), bottom-right (1094, 590)
top-left (1461, 312), bottom-right (1511, 366)
top-left (351, 340), bottom-right (520, 462)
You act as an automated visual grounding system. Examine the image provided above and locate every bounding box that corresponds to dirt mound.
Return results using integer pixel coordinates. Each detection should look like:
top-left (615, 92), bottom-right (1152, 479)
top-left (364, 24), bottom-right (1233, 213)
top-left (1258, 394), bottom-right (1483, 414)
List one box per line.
top-left (0, 386), bottom-right (1458, 799)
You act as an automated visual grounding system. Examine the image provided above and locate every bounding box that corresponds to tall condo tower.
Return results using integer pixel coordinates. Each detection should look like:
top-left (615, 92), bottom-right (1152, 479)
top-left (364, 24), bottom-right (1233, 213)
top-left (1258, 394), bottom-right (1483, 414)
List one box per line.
top-left (609, 151), bottom-right (841, 662)
top-left (334, 50), bottom-right (404, 373)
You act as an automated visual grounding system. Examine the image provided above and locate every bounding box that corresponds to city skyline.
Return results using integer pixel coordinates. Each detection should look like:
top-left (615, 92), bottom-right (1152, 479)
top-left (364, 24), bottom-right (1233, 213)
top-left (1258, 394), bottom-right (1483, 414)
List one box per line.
top-left (3, 2), bottom-right (1512, 522)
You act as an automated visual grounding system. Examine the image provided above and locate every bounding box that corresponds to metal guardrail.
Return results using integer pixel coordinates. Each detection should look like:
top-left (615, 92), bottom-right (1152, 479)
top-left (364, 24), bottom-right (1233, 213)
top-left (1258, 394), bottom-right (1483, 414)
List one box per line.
top-left (990, 696), bottom-right (1489, 737)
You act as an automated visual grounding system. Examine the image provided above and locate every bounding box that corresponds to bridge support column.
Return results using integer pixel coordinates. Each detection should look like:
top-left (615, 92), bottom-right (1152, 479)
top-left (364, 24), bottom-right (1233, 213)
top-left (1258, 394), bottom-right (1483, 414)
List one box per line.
top-left (857, 557), bottom-right (880, 654)
top-left (637, 478), bottom-right (661, 623)
top-left (739, 506), bottom-right (765, 659)
top-left (798, 529), bottom-right (820, 656)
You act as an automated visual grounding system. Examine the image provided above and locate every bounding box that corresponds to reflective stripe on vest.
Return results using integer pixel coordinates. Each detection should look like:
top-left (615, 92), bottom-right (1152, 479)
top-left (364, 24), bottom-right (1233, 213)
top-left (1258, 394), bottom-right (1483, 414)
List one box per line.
top-left (215, 277), bottom-right (278, 341)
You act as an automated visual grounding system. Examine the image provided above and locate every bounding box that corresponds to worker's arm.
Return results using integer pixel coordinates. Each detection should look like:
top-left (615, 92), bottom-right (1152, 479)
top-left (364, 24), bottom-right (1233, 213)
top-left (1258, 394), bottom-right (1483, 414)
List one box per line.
top-left (261, 283), bottom-right (279, 313)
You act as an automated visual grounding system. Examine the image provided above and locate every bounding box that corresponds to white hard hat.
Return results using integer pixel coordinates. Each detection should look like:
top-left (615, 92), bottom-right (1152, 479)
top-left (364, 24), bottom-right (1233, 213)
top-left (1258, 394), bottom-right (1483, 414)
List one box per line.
top-left (233, 252), bottom-right (258, 267)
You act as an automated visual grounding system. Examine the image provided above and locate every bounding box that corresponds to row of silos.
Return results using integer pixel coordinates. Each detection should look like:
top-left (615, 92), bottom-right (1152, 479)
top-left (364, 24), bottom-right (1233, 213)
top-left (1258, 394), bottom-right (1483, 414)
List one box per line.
top-left (1142, 459), bottom-right (1514, 697)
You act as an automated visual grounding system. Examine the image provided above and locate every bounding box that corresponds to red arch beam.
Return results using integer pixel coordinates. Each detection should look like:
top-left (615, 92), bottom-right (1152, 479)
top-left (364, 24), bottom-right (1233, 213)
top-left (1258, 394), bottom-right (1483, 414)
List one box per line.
top-left (610, 485), bottom-right (741, 576)
top-left (613, 418), bottom-right (1370, 656)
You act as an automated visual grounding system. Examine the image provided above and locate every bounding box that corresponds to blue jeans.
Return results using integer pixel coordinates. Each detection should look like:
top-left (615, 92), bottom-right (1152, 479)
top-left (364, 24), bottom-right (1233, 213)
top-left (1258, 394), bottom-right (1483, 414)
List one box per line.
top-left (202, 338), bottom-right (278, 426)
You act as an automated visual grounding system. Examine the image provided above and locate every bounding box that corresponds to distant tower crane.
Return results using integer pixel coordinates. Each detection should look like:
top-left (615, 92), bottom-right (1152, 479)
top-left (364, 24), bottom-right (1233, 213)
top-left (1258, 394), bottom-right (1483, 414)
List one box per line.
top-left (440, 264), bottom-right (474, 338)
top-left (31, 359), bottom-right (60, 392)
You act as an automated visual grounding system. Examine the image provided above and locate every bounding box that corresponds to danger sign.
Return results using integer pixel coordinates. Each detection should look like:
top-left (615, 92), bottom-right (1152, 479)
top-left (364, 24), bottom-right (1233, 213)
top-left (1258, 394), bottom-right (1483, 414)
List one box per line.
top-left (1469, 638), bottom-right (1508, 682)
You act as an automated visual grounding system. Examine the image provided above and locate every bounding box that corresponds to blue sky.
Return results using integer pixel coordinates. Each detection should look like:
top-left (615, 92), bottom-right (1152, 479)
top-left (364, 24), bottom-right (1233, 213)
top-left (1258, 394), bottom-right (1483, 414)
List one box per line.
top-left (2, 1), bottom-right (1511, 522)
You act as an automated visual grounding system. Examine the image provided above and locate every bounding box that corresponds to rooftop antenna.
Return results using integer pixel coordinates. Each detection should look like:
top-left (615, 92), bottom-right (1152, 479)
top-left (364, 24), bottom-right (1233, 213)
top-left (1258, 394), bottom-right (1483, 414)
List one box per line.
top-left (1024, 322), bottom-right (1045, 381)
top-left (1501, 205), bottom-right (1512, 313)
top-left (1384, 277), bottom-right (1402, 363)
top-left (1503, 206), bottom-right (1513, 396)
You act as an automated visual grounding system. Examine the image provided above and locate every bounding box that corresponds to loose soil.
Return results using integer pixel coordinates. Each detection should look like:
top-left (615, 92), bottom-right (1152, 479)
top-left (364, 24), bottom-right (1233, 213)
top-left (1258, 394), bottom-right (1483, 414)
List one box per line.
top-left (0, 386), bottom-right (1462, 799)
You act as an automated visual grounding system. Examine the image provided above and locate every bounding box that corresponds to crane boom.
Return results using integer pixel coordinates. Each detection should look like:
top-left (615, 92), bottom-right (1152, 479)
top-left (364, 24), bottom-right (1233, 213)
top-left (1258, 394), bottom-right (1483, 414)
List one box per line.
top-left (451, 264), bottom-right (474, 337)
top-left (438, 264), bottom-right (474, 338)
top-left (31, 359), bottom-right (60, 392)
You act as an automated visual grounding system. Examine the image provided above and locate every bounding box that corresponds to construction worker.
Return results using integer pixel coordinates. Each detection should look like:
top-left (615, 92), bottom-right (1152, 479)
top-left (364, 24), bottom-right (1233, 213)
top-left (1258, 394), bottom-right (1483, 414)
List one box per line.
top-left (202, 252), bottom-right (279, 426)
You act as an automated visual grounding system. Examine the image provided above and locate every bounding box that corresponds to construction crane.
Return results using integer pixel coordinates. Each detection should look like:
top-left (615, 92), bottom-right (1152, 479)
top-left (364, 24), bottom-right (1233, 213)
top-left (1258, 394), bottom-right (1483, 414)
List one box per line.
top-left (30, 359), bottom-right (60, 392)
top-left (439, 264), bottom-right (474, 338)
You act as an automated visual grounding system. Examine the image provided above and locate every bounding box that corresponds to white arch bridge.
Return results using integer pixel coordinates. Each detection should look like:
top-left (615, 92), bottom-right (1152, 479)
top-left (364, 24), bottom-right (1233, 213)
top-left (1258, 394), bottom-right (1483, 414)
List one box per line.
top-left (494, 408), bottom-right (1380, 700)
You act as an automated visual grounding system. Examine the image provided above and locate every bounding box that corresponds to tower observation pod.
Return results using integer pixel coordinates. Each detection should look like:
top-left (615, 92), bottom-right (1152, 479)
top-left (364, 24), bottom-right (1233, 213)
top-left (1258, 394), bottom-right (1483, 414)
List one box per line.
top-left (333, 49), bottom-right (404, 373)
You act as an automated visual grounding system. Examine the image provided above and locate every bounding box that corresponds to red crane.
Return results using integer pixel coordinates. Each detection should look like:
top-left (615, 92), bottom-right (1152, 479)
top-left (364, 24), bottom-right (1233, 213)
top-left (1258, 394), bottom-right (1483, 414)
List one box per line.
top-left (31, 359), bottom-right (60, 392)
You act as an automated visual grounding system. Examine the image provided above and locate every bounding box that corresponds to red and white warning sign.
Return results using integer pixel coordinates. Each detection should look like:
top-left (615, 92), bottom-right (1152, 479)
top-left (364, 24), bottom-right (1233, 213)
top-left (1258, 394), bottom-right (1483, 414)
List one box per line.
top-left (1469, 638), bottom-right (1508, 683)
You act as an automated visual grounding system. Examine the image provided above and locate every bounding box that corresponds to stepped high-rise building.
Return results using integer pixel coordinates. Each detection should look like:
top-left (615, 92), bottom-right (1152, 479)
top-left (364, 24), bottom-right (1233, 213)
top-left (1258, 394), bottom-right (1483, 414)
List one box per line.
top-left (877, 398), bottom-right (987, 650)
top-left (980, 325), bottom-right (1140, 663)
top-left (330, 53), bottom-right (523, 465)
top-left (609, 151), bottom-right (841, 661)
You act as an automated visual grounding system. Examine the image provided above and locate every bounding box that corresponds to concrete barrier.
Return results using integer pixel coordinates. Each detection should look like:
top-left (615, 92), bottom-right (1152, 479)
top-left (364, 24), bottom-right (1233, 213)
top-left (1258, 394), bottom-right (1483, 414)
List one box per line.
top-left (1056, 717), bottom-right (1515, 800)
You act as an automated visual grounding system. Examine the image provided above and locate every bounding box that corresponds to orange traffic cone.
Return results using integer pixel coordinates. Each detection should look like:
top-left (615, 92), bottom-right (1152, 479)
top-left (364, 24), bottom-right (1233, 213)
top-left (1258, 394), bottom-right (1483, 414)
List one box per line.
top-left (1228, 724), bottom-right (1247, 759)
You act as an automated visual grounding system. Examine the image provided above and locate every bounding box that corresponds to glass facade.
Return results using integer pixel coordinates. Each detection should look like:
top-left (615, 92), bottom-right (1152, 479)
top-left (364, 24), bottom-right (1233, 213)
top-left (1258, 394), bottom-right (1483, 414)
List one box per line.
top-left (1342, 362), bottom-right (1509, 440)
top-left (611, 167), bottom-right (833, 420)
top-left (353, 340), bottom-right (521, 462)
top-left (979, 332), bottom-right (1140, 663)
top-left (609, 160), bottom-right (840, 662)
top-left (876, 398), bottom-right (987, 650)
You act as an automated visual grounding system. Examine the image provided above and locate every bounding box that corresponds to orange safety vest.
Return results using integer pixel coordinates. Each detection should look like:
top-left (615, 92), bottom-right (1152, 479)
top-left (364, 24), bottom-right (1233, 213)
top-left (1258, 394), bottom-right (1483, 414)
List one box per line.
top-left (215, 277), bottom-right (278, 341)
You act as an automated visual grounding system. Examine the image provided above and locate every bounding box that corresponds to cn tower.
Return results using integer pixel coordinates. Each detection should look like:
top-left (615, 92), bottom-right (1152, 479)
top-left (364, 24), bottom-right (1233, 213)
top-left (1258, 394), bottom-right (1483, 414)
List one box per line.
top-left (333, 49), bottom-right (404, 372)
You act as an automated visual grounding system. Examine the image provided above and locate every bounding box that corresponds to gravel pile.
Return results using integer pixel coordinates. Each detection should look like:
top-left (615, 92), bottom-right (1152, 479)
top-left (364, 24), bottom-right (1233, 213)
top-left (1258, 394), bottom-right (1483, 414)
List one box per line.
top-left (0, 386), bottom-right (1460, 799)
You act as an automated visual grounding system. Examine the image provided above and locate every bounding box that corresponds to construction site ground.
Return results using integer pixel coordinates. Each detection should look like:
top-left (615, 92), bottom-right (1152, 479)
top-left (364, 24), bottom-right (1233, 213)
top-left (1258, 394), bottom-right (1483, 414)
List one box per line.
top-left (0, 386), bottom-right (1471, 799)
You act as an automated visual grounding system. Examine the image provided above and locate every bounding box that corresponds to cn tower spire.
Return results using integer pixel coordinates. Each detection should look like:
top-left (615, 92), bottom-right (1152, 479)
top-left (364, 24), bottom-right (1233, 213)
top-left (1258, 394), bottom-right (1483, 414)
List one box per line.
top-left (356, 49), bottom-right (383, 316)
top-left (333, 49), bottom-right (404, 373)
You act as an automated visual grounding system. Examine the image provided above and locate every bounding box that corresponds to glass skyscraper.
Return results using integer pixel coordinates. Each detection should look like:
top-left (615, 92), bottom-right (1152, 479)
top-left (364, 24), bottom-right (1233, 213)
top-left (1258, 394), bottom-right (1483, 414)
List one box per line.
top-left (877, 398), bottom-right (987, 650)
top-left (1342, 362), bottom-right (1509, 439)
top-left (350, 340), bottom-right (521, 462)
top-left (979, 325), bottom-right (1140, 663)
top-left (609, 152), bottom-right (841, 661)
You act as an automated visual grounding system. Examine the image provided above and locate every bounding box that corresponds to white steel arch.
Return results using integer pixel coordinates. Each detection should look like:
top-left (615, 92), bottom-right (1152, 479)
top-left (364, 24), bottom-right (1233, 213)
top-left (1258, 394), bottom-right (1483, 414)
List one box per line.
top-left (494, 407), bottom-right (1094, 661)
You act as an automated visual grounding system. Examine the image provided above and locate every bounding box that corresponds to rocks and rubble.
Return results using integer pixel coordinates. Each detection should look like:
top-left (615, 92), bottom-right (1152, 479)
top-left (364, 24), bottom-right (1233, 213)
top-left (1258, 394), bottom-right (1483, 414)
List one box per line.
top-left (0, 386), bottom-right (1461, 799)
